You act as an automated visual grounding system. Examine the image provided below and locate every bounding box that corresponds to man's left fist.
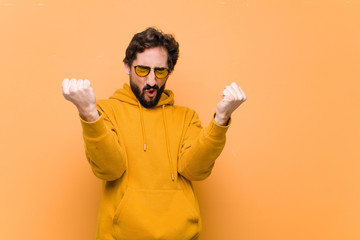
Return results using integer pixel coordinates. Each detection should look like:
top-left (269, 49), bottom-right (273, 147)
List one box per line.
top-left (215, 82), bottom-right (247, 126)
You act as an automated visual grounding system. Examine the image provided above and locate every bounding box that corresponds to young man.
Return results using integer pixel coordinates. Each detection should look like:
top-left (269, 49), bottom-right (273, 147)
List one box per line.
top-left (62, 27), bottom-right (246, 240)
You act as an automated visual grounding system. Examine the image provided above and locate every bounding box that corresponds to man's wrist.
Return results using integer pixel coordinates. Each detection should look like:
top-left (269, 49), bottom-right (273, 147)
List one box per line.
top-left (78, 107), bottom-right (100, 122)
top-left (214, 113), bottom-right (230, 126)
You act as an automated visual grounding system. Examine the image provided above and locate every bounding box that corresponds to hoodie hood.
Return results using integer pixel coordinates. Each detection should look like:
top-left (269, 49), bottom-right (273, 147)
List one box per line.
top-left (109, 83), bottom-right (175, 107)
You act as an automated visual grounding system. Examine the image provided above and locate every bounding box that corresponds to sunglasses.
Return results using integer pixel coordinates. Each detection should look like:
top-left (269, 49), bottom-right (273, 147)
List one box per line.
top-left (134, 65), bottom-right (169, 79)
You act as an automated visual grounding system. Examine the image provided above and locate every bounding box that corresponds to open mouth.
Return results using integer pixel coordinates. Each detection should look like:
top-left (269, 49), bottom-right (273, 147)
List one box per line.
top-left (146, 89), bottom-right (157, 98)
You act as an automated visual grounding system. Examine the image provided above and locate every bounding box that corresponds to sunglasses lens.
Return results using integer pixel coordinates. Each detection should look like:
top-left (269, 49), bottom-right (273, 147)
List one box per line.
top-left (155, 68), bottom-right (169, 79)
top-left (135, 66), bottom-right (150, 77)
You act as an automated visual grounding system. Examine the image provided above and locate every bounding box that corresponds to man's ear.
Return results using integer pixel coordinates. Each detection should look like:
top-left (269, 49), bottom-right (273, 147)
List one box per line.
top-left (124, 62), bottom-right (130, 75)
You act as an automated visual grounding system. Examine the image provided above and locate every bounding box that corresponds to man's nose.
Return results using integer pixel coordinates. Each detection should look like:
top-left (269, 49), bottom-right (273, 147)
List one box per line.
top-left (145, 70), bottom-right (156, 86)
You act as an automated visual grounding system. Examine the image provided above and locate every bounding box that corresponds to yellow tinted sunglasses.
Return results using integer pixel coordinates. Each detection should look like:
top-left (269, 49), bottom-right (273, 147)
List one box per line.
top-left (134, 65), bottom-right (169, 79)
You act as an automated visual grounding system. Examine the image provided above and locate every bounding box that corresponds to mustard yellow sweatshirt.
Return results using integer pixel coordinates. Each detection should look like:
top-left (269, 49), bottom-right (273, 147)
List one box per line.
top-left (80, 84), bottom-right (230, 240)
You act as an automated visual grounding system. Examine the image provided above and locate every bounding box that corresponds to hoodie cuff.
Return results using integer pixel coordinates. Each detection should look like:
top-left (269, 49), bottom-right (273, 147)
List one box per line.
top-left (204, 115), bottom-right (231, 138)
top-left (80, 112), bottom-right (108, 139)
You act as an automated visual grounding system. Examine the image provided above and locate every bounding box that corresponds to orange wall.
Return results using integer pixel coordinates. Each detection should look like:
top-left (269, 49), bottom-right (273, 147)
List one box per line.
top-left (1, 1), bottom-right (359, 239)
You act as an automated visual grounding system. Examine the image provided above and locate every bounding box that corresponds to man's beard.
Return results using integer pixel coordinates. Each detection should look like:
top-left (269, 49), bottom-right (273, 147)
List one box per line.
top-left (130, 77), bottom-right (166, 108)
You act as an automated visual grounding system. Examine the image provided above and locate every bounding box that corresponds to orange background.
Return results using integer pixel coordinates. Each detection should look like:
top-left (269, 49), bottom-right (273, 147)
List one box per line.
top-left (1, 1), bottom-right (359, 239)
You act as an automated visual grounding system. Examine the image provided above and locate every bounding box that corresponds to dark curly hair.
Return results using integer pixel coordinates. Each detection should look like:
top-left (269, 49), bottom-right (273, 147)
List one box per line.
top-left (123, 27), bottom-right (180, 73)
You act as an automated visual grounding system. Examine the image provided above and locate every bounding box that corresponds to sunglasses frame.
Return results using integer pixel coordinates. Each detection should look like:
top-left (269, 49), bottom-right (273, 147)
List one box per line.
top-left (134, 65), bottom-right (169, 79)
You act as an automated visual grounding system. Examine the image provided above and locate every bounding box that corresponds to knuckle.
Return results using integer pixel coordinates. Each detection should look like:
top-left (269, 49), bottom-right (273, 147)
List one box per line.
top-left (68, 88), bottom-right (77, 94)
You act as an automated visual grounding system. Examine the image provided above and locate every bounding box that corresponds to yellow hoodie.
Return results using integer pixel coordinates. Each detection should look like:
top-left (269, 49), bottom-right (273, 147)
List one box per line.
top-left (80, 84), bottom-right (230, 240)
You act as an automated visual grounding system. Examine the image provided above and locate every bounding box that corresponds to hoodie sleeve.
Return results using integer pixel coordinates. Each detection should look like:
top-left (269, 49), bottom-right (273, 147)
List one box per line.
top-left (80, 103), bottom-right (127, 181)
top-left (178, 111), bottom-right (230, 181)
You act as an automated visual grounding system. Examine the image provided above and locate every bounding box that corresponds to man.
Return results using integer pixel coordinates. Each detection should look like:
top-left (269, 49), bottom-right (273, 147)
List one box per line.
top-left (62, 27), bottom-right (246, 240)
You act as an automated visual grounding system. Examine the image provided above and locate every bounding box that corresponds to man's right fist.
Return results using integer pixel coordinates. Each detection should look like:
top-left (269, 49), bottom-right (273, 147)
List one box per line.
top-left (62, 78), bottom-right (99, 122)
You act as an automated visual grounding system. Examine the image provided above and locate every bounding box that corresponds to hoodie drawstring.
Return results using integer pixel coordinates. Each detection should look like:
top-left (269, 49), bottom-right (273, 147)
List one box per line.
top-left (138, 103), bottom-right (175, 181)
top-left (138, 102), bottom-right (147, 151)
top-left (162, 105), bottom-right (175, 181)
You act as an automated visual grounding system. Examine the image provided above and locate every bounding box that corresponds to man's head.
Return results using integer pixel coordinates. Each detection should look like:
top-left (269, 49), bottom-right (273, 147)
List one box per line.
top-left (123, 27), bottom-right (179, 108)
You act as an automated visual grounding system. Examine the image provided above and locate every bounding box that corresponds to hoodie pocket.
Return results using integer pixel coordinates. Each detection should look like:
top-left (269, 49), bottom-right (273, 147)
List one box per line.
top-left (113, 188), bottom-right (200, 240)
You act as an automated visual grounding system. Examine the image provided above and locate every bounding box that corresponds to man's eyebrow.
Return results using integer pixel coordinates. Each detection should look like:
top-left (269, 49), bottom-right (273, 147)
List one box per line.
top-left (137, 65), bottom-right (168, 69)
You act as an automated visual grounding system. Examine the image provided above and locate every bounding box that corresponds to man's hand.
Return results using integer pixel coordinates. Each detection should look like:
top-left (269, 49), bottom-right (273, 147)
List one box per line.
top-left (62, 78), bottom-right (100, 122)
top-left (215, 82), bottom-right (247, 126)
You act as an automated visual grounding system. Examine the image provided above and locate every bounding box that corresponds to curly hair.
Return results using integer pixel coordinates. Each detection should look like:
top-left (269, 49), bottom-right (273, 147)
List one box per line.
top-left (123, 27), bottom-right (180, 73)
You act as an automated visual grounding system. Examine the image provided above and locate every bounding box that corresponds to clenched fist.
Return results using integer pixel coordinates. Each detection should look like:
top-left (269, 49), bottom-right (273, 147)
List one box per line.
top-left (62, 78), bottom-right (99, 122)
top-left (215, 82), bottom-right (247, 126)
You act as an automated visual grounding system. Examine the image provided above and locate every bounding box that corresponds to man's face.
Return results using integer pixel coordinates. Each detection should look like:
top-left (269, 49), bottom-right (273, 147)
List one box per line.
top-left (125, 46), bottom-right (169, 108)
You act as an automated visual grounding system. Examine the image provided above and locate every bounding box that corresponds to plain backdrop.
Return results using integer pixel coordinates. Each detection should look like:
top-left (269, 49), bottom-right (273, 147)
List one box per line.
top-left (1, 0), bottom-right (359, 239)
